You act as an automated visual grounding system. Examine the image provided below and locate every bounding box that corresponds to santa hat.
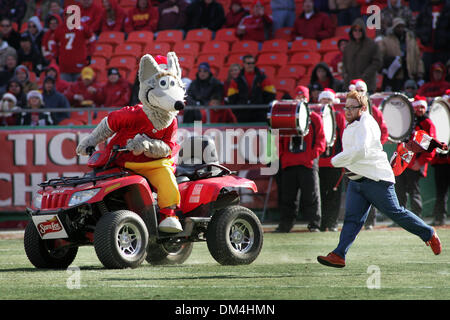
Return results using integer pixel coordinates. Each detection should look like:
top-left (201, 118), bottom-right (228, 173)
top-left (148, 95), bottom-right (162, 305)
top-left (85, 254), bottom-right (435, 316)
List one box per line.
top-left (294, 85), bottom-right (309, 102)
top-left (412, 95), bottom-right (428, 111)
top-left (154, 55), bottom-right (168, 69)
top-left (318, 88), bottom-right (340, 104)
top-left (349, 79), bottom-right (367, 93)
top-left (1, 92), bottom-right (17, 105)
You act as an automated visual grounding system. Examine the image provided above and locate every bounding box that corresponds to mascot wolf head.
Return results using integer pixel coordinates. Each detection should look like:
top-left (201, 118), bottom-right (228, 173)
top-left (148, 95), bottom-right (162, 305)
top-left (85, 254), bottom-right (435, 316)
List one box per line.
top-left (138, 52), bottom-right (185, 129)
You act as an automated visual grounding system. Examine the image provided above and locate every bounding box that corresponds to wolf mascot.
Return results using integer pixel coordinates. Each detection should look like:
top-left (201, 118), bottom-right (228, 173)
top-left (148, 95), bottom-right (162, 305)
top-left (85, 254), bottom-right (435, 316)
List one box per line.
top-left (76, 52), bottom-right (186, 233)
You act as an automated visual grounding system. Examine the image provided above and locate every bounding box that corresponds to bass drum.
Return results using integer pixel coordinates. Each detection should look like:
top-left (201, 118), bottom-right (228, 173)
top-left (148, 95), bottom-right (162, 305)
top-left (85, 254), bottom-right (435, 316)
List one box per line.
top-left (429, 97), bottom-right (450, 154)
top-left (379, 93), bottom-right (414, 143)
top-left (268, 100), bottom-right (311, 136)
top-left (309, 104), bottom-right (337, 147)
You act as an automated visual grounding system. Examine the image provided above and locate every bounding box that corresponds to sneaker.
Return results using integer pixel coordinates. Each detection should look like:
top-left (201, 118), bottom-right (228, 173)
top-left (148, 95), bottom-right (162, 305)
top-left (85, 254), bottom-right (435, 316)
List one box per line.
top-left (317, 252), bottom-right (346, 268)
top-left (158, 216), bottom-right (183, 233)
top-left (426, 229), bottom-right (442, 255)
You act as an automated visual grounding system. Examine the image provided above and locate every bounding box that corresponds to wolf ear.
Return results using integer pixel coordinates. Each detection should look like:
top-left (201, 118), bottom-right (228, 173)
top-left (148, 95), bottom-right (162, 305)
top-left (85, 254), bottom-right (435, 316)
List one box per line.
top-left (167, 52), bottom-right (182, 79)
top-left (139, 54), bottom-right (160, 82)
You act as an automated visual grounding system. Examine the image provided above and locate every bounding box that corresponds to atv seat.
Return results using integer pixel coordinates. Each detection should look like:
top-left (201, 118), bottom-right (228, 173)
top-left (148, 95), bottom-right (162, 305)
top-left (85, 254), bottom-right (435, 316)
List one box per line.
top-left (175, 163), bottom-right (225, 184)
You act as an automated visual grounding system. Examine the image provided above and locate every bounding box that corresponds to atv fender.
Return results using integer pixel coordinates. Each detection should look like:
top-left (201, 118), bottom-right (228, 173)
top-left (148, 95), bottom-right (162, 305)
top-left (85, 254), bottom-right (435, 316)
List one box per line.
top-left (178, 175), bottom-right (257, 214)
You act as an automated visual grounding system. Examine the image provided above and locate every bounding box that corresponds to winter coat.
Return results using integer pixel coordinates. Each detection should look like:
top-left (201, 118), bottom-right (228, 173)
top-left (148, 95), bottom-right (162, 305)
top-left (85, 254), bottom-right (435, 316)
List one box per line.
top-left (309, 62), bottom-right (345, 92)
top-left (0, 40), bottom-right (16, 70)
top-left (236, 13), bottom-right (273, 42)
top-left (186, 0), bottom-right (225, 31)
top-left (39, 63), bottom-right (70, 94)
top-left (101, 77), bottom-right (131, 107)
top-left (125, 0), bottom-right (159, 33)
top-left (42, 86), bottom-right (70, 124)
top-left (342, 18), bottom-right (382, 93)
top-left (417, 62), bottom-right (450, 97)
top-left (415, 0), bottom-right (450, 52)
top-left (157, 0), bottom-right (189, 31)
top-left (97, 0), bottom-right (127, 33)
top-left (224, 1), bottom-right (249, 28)
top-left (14, 65), bottom-right (38, 94)
top-left (186, 72), bottom-right (223, 106)
top-left (292, 10), bottom-right (335, 41)
top-left (65, 78), bottom-right (104, 108)
top-left (378, 29), bottom-right (424, 81)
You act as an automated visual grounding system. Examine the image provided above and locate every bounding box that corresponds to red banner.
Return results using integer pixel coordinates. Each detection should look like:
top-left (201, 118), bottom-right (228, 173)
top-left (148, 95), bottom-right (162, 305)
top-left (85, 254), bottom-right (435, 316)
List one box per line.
top-left (0, 126), bottom-right (279, 212)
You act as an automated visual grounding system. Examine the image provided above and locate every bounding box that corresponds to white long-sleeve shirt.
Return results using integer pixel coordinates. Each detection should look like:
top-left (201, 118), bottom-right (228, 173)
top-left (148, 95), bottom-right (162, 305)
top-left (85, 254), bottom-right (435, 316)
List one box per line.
top-left (331, 112), bottom-right (395, 183)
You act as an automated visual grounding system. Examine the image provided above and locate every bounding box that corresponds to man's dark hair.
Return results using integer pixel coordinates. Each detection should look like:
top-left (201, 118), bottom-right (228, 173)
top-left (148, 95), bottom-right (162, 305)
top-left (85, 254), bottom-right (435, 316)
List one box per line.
top-left (242, 54), bottom-right (255, 62)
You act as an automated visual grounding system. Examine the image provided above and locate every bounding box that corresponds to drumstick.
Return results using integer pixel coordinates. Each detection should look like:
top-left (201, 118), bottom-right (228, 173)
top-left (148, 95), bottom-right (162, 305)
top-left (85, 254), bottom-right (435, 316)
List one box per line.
top-left (333, 169), bottom-right (345, 191)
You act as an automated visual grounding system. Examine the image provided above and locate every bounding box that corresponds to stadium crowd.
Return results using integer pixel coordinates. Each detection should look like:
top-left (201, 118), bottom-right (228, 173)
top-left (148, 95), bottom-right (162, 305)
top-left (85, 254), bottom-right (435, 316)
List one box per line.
top-left (0, 0), bottom-right (449, 227)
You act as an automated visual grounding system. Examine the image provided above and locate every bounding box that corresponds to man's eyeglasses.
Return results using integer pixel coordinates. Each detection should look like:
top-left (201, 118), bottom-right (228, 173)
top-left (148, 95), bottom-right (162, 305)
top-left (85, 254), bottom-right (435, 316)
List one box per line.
top-left (343, 105), bottom-right (362, 111)
top-left (352, 28), bottom-right (363, 32)
top-left (244, 61), bottom-right (255, 65)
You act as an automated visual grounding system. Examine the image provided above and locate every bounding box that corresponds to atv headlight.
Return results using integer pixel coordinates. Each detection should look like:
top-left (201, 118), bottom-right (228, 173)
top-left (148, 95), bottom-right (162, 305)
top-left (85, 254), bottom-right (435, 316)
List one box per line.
top-left (68, 188), bottom-right (100, 207)
top-left (33, 193), bottom-right (43, 209)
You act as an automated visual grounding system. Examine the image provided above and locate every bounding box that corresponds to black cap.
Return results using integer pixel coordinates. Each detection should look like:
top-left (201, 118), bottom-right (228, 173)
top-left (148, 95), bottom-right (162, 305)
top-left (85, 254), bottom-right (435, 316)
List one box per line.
top-left (108, 68), bottom-right (120, 76)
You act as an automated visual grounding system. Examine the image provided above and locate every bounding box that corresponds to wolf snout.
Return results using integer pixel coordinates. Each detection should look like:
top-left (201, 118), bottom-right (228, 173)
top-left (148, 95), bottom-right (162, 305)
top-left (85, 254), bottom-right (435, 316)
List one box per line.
top-left (174, 101), bottom-right (185, 110)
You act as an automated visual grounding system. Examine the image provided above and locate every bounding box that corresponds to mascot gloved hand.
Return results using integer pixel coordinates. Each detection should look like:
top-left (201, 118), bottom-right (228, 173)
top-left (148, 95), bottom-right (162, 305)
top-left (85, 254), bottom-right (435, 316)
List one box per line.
top-left (76, 52), bottom-right (186, 233)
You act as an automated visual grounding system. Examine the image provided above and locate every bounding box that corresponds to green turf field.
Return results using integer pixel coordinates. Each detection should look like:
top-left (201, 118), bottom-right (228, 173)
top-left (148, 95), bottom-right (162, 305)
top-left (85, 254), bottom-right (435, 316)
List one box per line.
top-left (0, 228), bottom-right (449, 300)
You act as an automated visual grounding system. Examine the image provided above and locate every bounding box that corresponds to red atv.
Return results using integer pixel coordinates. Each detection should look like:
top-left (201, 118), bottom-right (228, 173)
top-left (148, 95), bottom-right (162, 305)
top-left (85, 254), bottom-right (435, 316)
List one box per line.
top-left (24, 136), bottom-right (264, 269)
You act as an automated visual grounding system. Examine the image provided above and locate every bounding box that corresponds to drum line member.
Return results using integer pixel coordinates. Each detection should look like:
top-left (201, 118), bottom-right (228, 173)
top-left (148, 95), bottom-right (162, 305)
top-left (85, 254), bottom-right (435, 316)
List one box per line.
top-left (394, 95), bottom-right (437, 221)
top-left (317, 90), bottom-right (441, 268)
top-left (275, 86), bottom-right (327, 233)
top-left (317, 88), bottom-right (346, 232)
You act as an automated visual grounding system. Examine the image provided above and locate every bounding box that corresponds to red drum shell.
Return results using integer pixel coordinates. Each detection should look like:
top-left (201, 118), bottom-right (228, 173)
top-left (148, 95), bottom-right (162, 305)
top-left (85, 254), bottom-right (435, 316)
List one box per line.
top-left (309, 104), bottom-right (337, 147)
top-left (370, 92), bottom-right (391, 108)
top-left (268, 100), bottom-right (310, 136)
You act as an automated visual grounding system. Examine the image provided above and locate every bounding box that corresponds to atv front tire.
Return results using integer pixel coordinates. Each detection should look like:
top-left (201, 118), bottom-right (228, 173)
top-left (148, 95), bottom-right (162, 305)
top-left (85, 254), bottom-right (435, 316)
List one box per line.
top-left (24, 222), bottom-right (78, 269)
top-left (94, 210), bottom-right (148, 269)
top-left (146, 241), bottom-right (193, 265)
top-left (206, 205), bottom-right (263, 265)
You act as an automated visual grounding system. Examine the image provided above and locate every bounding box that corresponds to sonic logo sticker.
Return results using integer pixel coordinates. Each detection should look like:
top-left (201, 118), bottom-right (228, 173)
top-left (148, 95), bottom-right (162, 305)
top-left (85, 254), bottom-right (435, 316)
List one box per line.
top-left (32, 214), bottom-right (69, 239)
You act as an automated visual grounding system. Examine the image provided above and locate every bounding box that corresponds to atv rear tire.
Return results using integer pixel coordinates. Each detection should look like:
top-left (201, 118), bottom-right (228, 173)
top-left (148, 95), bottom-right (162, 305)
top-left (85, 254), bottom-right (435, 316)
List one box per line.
top-left (206, 205), bottom-right (263, 265)
top-left (24, 222), bottom-right (78, 269)
top-left (146, 242), bottom-right (193, 265)
top-left (94, 210), bottom-right (148, 269)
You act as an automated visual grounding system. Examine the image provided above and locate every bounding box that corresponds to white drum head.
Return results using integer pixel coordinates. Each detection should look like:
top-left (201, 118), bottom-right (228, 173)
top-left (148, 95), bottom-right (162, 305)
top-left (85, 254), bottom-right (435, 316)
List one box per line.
top-left (380, 94), bottom-right (414, 143)
top-left (429, 97), bottom-right (450, 154)
top-left (297, 102), bottom-right (310, 136)
top-left (322, 105), bottom-right (336, 147)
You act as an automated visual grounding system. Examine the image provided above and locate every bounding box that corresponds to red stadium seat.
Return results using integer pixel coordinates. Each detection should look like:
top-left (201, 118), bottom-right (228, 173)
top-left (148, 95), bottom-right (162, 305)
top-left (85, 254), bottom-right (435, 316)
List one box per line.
top-left (108, 56), bottom-right (138, 74)
top-left (257, 65), bottom-right (276, 80)
top-left (290, 39), bottom-right (318, 55)
top-left (322, 51), bottom-right (340, 68)
top-left (90, 56), bottom-right (108, 73)
top-left (144, 41), bottom-right (171, 56)
top-left (196, 53), bottom-right (225, 69)
top-left (185, 28), bottom-right (213, 44)
top-left (319, 37), bottom-right (340, 53)
top-left (126, 30), bottom-right (154, 47)
top-left (93, 43), bottom-right (113, 60)
top-left (274, 78), bottom-right (296, 95)
top-left (335, 25), bottom-right (351, 39)
top-left (260, 39), bottom-right (289, 54)
top-left (225, 53), bottom-right (246, 66)
top-left (214, 28), bottom-right (238, 43)
top-left (156, 29), bottom-right (183, 46)
top-left (59, 118), bottom-right (86, 126)
top-left (173, 41), bottom-right (200, 56)
top-left (274, 27), bottom-right (294, 41)
top-left (114, 43), bottom-right (142, 58)
top-left (289, 52), bottom-right (321, 67)
top-left (231, 40), bottom-right (259, 55)
top-left (97, 31), bottom-right (125, 47)
top-left (202, 40), bottom-right (230, 54)
top-left (177, 53), bottom-right (195, 71)
top-left (257, 53), bottom-right (288, 68)
top-left (277, 64), bottom-right (307, 81)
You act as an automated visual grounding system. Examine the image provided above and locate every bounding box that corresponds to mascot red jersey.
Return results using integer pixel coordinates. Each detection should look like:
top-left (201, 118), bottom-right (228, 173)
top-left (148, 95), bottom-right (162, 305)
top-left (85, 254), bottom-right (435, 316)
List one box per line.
top-left (76, 53), bottom-right (186, 233)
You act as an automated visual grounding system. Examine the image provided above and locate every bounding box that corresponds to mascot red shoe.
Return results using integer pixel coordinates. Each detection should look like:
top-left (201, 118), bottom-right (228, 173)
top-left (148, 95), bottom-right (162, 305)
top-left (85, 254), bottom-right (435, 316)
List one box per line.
top-left (76, 52), bottom-right (186, 233)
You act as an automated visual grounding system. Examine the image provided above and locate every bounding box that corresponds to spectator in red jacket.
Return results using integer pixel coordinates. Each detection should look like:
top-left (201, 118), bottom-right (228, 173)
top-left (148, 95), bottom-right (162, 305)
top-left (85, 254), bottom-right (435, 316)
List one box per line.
top-left (124, 0), bottom-right (159, 33)
top-left (97, 0), bottom-right (127, 33)
top-left (65, 66), bottom-right (103, 108)
top-left (236, 0), bottom-right (273, 43)
top-left (41, 14), bottom-right (62, 63)
top-left (276, 85), bottom-right (327, 233)
top-left (417, 62), bottom-right (450, 97)
top-left (101, 67), bottom-right (131, 107)
top-left (0, 92), bottom-right (20, 126)
top-left (40, 62), bottom-right (71, 94)
top-left (54, 8), bottom-right (96, 82)
top-left (224, 0), bottom-right (249, 28)
top-left (395, 95), bottom-right (437, 220)
top-left (292, 0), bottom-right (335, 41)
top-left (79, 0), bottom-right (105, 33)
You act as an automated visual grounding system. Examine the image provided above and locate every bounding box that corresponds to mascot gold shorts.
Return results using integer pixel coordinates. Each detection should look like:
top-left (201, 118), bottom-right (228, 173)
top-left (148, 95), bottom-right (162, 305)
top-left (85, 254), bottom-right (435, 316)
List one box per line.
top-left (125, 158), bottom-right (180, 208)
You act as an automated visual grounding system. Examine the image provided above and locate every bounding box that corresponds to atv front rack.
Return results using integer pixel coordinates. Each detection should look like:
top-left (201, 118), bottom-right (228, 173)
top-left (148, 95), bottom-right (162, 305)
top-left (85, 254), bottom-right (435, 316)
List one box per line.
top-left (39, 171), bottom-right (128, 189)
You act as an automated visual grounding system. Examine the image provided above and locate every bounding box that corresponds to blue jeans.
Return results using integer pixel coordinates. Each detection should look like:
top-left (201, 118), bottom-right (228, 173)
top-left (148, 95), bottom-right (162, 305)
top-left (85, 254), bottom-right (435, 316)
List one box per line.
top-left (333, 178), bottom-right (434, 259)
